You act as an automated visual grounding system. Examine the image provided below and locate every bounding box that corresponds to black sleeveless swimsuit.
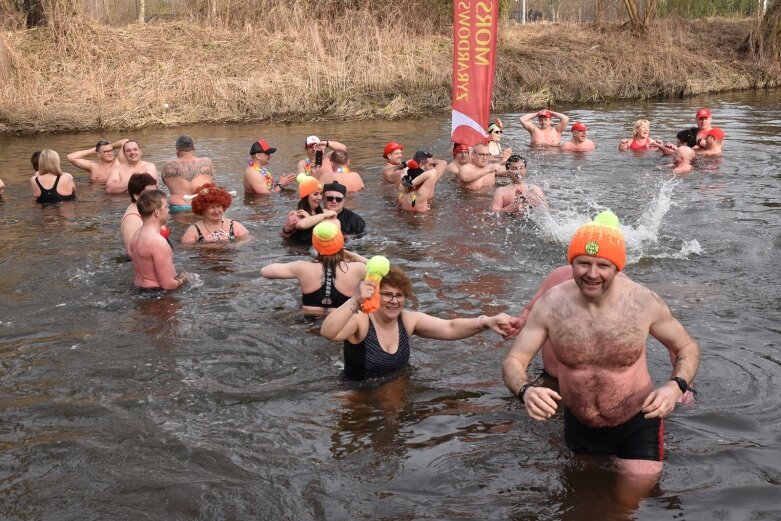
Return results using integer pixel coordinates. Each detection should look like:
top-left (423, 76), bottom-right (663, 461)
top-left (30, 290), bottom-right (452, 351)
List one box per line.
top-left (35, 176), bottom-right (75, 204)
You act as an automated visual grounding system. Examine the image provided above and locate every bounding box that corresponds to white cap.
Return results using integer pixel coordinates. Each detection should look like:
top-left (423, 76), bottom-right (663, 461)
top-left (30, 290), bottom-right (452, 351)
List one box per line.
top-left (305, 135), bottom-right (320, 147)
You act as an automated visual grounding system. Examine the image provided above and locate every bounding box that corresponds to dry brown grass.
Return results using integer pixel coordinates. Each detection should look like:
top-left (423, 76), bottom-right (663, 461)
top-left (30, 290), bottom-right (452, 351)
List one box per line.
top-left (0, 10), bottom-right (778, 134)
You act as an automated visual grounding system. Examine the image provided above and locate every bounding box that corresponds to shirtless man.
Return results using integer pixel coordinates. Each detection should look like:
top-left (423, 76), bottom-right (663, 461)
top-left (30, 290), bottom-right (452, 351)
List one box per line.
top-left (244, 139), bottom-right (296, 195)
top-left (457, 143), bottom-right (502, 191)
top-left (398, 160), bottom-right (438, 213)
top-left (382, 142), bottom-right (408, 184)
top-left (0, 177), bottom-right (4, 196)
top-left (67, 138), bottom-right (124, 184)
top-left (502, 211), bottom-right (700, 492)
top-left (445, 143), bottom-right (470, 177)
top-left (161, 135), bottom-right (214, 211)
top-left (697, 128), bottom-right (725, 157)
top-left (520, 109), bottom-right (570, 147)
top-left (560, 121), bottom-right (596, 152)
top-left (694, 107), bottom-right (713, 144)
top-left (491, 155), bottom-right (546, 213)
top-left (666, 146), bottom-right (695, 174)
top-left (413, 150), bottom-right (448, 181)
top-left (296, 136), bottom-right (347, 178)
top-left (105, 139), bottom-right (160, 194)
top-left (318, 150), bottom-right (365, 192)
top-left (129, 190), bottom-right (191, 291)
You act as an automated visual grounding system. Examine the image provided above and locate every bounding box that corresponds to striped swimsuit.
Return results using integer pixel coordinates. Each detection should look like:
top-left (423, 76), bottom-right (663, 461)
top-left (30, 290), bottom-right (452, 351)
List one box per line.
top-left (343, 317), bottom-right (411, 381)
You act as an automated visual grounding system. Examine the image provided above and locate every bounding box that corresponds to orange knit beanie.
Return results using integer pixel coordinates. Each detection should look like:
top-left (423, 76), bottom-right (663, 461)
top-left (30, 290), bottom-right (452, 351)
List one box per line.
top-left (297, 173), bottom-right (322, 198)
top-left (566, 210), bottom-right (626, 271)
top-left (312, 221), bottom-right (344, 256)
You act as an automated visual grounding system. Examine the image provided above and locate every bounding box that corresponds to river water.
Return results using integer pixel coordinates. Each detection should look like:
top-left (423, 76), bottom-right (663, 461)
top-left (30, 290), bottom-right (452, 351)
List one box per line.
top-left (0, 90), bottom-right (779, 520)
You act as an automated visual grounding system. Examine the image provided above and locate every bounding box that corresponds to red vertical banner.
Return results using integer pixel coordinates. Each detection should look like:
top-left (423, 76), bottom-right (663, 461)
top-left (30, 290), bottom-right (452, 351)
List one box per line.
top-left (451, 0), bottom-right (499, 146)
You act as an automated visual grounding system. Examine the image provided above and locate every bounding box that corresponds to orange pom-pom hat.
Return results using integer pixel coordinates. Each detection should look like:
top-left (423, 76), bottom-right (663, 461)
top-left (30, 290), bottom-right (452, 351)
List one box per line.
top-left (312, 221), bottom-right (344, 256)
top-left (567, 210), bottom-right (626, 271)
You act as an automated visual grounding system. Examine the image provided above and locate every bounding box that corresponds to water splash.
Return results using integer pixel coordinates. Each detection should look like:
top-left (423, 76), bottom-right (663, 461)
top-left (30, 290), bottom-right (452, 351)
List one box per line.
top-left (528, 179), bottom-right (701, 266)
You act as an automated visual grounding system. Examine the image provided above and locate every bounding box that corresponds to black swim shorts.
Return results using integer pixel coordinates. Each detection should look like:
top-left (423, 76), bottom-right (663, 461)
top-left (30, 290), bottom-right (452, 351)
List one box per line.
top-left (564, 408), bottom-right (664, 461)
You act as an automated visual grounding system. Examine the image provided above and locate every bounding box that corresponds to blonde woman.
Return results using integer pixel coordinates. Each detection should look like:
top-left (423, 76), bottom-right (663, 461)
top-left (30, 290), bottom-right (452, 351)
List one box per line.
top-left (618, 119), bottom-right (657, 152)
top-left (30, 150), bottom-right (76, 204)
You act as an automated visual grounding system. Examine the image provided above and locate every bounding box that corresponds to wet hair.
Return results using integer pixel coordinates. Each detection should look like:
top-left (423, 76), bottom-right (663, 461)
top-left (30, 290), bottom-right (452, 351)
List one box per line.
top-left (191, 183), bottom-right (232, 216)
top-left (330, 150), bottom-right (348, 167)
top-left (380, 266), bottom-right (414, 299)
top-left (31, 151), bottom-right (41, 171)
top-left (676, 127), bottom-right (698, 148)
top-left (122, 140), bottom-right (140, 154)
top-left (314, 250), bottom-right (348, 278)
top-left (633, 119), bottom-right (650, 135)
top-left (128, 173), bottom-right (157, 202)
top-left (505, 154), bottom-right (527, 170)
top-left (37, 149), bottom-right (63, 176)
top-left (95, 139), bottom-right (112, 152)
top-left (136, 189), bottom-right (166, 218)
top-left (297, 196), bottom-right (323, 215)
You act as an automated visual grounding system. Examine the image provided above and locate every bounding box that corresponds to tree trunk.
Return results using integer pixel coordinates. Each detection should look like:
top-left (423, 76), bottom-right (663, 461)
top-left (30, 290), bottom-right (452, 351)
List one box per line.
top-left (24, 0), bottom-right (46, 28)
top-left (137, 0), bottom-right (145, 24)
top-left (751, 0), bottom-right (781, 68)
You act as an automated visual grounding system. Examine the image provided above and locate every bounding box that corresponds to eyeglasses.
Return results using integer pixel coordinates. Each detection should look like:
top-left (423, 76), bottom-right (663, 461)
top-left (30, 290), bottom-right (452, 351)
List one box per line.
top-left (379, 291), bottom-right (405, 302)
top-left (474, 153), bottom-right (491, 158)
top-left (325, 196), bottom-right (344, 203)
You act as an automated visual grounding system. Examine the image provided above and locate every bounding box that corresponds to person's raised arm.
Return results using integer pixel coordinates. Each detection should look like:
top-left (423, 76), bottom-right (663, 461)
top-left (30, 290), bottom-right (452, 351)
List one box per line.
top-left (457, 163), bottom-right (499, 184)
top-left (260, 260), bottom-right (303, 280)
top-left (114, 138), bottom-right (130, 164)
top-left (519, 112), bottom-right (537, 133)
top-left (66, 147), bottom-right (97, 172)
top-left (295, 210), bottom-right (337, 230)
top-left (320, 281), bottom-right (372, 341)
top-left (551, 111), bottom-right (570, 134)
top-left (322, 139), bottom-right (347, 152)
top-left (431, 159), bottom-right (448, 180)
top-left (410, 311), bottom-right (516, 341)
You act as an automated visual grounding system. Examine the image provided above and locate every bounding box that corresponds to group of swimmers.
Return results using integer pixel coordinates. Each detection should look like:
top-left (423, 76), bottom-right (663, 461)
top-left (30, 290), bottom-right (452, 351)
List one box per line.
top-left (5, 108), bottom-right (708, 503)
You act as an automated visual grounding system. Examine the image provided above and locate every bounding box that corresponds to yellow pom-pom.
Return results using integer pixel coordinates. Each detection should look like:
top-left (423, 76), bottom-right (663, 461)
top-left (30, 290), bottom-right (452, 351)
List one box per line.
top-left (366, 255), bottom-right (390, 276)
top-left (313, 221), bottom-right (339, 240)
top-left (593, 210), bottom-right (620, 229)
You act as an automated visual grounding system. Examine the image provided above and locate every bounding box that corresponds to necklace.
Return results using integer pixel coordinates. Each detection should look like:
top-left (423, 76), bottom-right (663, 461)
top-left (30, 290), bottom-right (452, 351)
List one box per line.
top-left (202, 218), bottom-right (230, 241)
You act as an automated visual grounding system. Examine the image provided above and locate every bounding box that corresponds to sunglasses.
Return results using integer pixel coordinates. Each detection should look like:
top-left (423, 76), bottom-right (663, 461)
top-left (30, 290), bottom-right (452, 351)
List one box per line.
top-left (325, 196), bottom-right (344, 203)
top-left (493, 130), bottom-right (503, 134)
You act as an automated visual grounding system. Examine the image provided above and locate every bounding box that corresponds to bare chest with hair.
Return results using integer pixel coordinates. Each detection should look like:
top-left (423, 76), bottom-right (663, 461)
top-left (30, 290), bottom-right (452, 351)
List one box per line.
top-left (547, 288), bottom-right (650, 370)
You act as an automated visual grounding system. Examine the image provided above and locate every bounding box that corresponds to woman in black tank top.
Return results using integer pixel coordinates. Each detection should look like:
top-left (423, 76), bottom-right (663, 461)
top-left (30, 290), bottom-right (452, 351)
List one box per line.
top-left (321, 265), bottom-right (517, 381)
top-left (29, 150), bottom-right (76, 204)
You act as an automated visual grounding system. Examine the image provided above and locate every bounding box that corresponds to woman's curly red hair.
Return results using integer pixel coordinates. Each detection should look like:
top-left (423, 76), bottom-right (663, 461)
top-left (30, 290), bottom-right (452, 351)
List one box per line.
top-left (191, 183), bottom-right (232, 215)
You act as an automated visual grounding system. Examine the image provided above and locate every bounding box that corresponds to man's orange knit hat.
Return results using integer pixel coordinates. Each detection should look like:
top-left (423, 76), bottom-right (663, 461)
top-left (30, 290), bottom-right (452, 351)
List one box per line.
top-left (567, 210), bottom-right (626, 271)
top-left (312, 221), bottom-right (344, 256)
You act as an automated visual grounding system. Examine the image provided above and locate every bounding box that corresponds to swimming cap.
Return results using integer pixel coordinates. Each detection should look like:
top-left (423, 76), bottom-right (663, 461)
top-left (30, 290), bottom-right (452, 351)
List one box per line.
top-left (297, 173), bottom-right (322, 198)
top-left (696, 108), bottom-right (711, 119)
top-left (567, 210), bottom-right (626, 271)
top-left (383, 142), bottom-right (403, 158)
top-left (537, 109), bottom-right (552, 118)
top-left (312, 221), bottom-right (344, 256)
top-left (452, 143), bottom-right (469, 157)
top-left (571, 121), bottom-right (588, 132)
top-left (487, 123), bottom-right (501, 133)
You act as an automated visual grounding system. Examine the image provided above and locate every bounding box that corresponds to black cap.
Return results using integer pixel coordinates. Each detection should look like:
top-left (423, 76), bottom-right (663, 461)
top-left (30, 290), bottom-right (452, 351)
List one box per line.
top-left (322, 181), bottom-right (347, 195)
top-left (175, 135), bottom-right (195, 151)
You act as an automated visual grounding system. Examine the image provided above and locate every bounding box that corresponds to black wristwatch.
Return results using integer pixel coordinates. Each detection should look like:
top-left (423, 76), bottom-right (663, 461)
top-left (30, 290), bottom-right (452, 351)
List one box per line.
top-left (670, 376), bottom-right (689, 394)
top-left (518, 383), bottom-right (533, 404)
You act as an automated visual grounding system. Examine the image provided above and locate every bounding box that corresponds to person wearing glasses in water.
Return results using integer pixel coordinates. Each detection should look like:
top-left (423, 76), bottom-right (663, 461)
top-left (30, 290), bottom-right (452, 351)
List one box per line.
top-left (321, 264), bottom-right (517, 381)
top-left (491, 155), bottom-right (546, 214)
top-left (456, 142), bottom-right (504, 191)
top-left (66, 138), bottom-right (124, 184)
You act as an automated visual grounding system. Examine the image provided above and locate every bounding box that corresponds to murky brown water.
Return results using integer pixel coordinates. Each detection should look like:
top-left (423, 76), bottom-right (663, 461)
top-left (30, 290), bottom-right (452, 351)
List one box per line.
top-left (1, 91), bottom-right (779, 520)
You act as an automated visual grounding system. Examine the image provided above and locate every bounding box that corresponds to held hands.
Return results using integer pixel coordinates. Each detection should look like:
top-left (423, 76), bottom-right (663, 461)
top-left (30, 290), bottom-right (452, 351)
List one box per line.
top-left (641, 381), bottom-right (681, 419)
top-left (523, 386), bottom-right (562, 420)
top-left (485, 313), bottom-right (521, 339)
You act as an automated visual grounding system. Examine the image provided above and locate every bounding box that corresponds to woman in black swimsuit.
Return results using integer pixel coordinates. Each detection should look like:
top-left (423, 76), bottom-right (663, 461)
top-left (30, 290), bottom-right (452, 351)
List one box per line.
top-left (181, 183), bottom-right (249, 244)
top-left (29, 150), bottom-right (76, 204)
top-left (321, 265), bottom-right (517, 381)
top-left (261, 221), bottom-right (367, 316)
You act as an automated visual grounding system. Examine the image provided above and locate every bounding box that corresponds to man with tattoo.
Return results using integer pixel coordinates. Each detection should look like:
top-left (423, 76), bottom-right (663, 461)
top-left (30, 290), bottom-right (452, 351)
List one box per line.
top-left (105, 138), bottom-right (160, 194)
top-left (502, 210), bottom-right (700, 495)
top-left (67, 138), bottom-right (125, 184)
top-left (161, 135), bottom-right (215, 212)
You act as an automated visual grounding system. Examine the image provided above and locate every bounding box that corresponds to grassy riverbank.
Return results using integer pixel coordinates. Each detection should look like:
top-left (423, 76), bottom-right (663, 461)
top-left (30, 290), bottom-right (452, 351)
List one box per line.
top-left (0, 15), bottom-right (777, 134)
